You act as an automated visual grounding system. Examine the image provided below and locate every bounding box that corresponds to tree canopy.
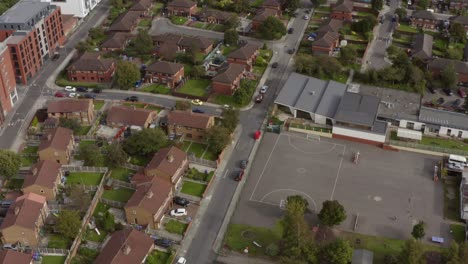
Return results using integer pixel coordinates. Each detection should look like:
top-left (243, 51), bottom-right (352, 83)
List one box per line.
top-left (0, 149), bottom-right (21, 179)
top-left (224, 29), bottom-right (239, 46)
top-left (59, 117), bottom-right (81, 134)
top-left (79, 144), bottom-right (104, 166)
top-left (105, 142), bottom-right (128, 168)
top-left (296, 55), bottom-right (343, 80)
top-left (123, 128), bottom-right (168, 156)
top-left (57, 209), bottom-right (81, 239)
top-left (206, 126), bottom-right (231, 154)
top-left (319, 239), bottom-right (353, 264)
top-left (115, 60), bottom-right (141, 90)
top-left (258, 16), bottom-right (287, 40)
top-left (339, 45), bottom-right (358, 65)
top-left (450, 23), bottom-right (466, 43)
top-left (399, 239), bottom-right (425, 264)
top-left (440, 63), bottom-right (457, 89)
top-left (372, 0), bottom-right (383, 11)
top-left (133, 29), bottom-right (154, 57)
top-left (411, 221), bottom-right (425, 240)
top-left (318, 200), bottom-right (347, 227)
top-left (221, 108), bottom-right (239, 134)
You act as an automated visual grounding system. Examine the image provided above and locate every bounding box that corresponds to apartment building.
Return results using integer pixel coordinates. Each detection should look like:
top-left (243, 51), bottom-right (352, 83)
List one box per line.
top-left (0, 41), bottom-right (18, 126)
top-left (0, 0), bottom-right (65, 84)
top-left (43, 0), bottom-right (102, 18)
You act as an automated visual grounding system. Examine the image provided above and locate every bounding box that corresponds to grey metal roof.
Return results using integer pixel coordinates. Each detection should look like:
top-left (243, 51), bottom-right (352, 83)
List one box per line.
top-left (0, 0), bottom-right (51, 24)
top-left (274, 73), bottom-right (347, 118)
top-left (419, 107), bottom-right (468, 131)
top-left (334, 92), bottom-right (380, 127)
top-left (352, 249), bottom-right (374, 264)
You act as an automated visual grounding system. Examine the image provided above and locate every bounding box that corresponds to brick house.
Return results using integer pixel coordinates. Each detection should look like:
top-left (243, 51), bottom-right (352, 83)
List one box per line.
top-left (196, 8), bottom-right (233, 24)
top-left (178, 35), bottom-right (214, 54)
top-left (262, 0), bottom-right (282, 16)
top-left (0, 193), bottom-right (49, 247)
top-left (312, 31), bottom-right (340, 56)
top-left (67, 52), bottom-right (116, 83)
top-left (411, 33), bottom-right (433, 61)
top-left (38, 127), bottom-right (74, 165)
top-left (145, 61), bottom-right (184, 88)
top-left (47, 99), bottom-right (94, 125)
top-left (94, 229), bottom-right (154, 264)
top-left (450, 16), bottom-right (468, 31)
top-left (106, 105), bottom-right (157, 129)
top-left (22, 160), bottom-right (63, 201)
top-left (167, 110), bottom-right (215, 142)
top-left (449, 0), bottom-right (468, 11)
top-left (109, 11), bottom-right (142, 32)
top-left (144, 146), bottom-right (188, 185)
top-left (331, 0), bottom-right (353, 21)
top-left (129, 0), bottom-right (153, 16)
top-left (212, 63), bottom-right (246, 95)
top-left (410, 10), bottom-right (438, 30)
top-left (167, 0), bottom-right (198, 17)
top-left (124, 177), bottom-right (173, 229)
top-left (0, 250), bottom-right (32, 264)
top-left (227, 43), bottom-right (260, 71)
top-left (252, 8), bottom-right (278, 31)
top-left (100, 32), bottom-right (132, 51)
top-left (428, 58), bottom-right (468, 84)
top-left (152, 33), bottom-right (214, 56)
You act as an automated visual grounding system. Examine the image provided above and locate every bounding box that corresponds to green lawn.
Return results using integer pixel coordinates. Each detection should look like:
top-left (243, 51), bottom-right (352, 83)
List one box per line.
top-left (202, 149), bottom-right (218, 161)
top-left (224, 222), bottom-right (284, 256)
top-left (110, 167), bottom-right (135, 182)
top-left (170, 16), bottom-right (188, 25)
top-left (21, 155), bottom-right (37, 166)
top-left (102, 188), bottom-right (135, 202)
top-left (185, 168), bottom-right (215, 182)
top-left (315, 6), bottom-right (331, 12)
top-left (93, 202), bottom-right (109, 217)
top-left (76, 125), bottom-right (91, 136)
top-left (139, 18), bottom-right (152, 27)
top-left (180, 181), bottom-right (207, 197)
top-left (129, 155), bottom-right (151, 166)
top-left (6, 178), bottom-right (24, 190)
top-left (141, 84), bottom-right (171, 95)
top-left (94, 100), bottom-right (105, 111)
top-left (444, 181), bottom-right (462, 222)
top-left (186, 142), bottom-right (206, 157)
top-left (83, 228), bottom-right (108, 242)
top-left (397, 24), bottom-right (418, 34)
top-left (41, 256), bottom-right (66, 264)
top-left (192, 22), bottom-right (206, 29)
top-left (450, 224), bottom-right (465, 243)
top-left (178, 79), bottom-right (210, 96)
top-left (66, 172), bottom-right (103, 186)
top-left (48, 234), bottom-right (72, 249)
top-left (145, 104), bottom-right (163, 111)
top-left (165, 220), bottom-right (188, 235)
top-left (420, 136), bottom-right (468, 151)
top-left (22, 145), bottom-right (38, 154)
top-left (182, 141), bottom-right (192, 151)
top-left (213, 94), bottom-right (239, 107)
top-left (209, 24), bottom-right (225, 32)
top-left (79, 140), bottom-right (95, 149)
top-left (147, 250), bottom-right (174, 264)
top-left (123, 102), bottom-right (146, 108)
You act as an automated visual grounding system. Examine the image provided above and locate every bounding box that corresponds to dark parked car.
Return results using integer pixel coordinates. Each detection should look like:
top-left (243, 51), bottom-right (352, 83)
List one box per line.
top-left (452, 99), bottom-right (462, 106)
top-left (51, 52), bottom-right (60, 61)
top-left (83, 93), bottom-right (96, 99)
top-left (77, 86), bottom-right (88, 92)
top-left (288, 28), bottom-right (294, 34)
top-left (173, 196), bottom-right (190, 207)
top-left (234, 170), bottom-right (244, 181)
top-left (154, 239), bottom-right (172, 248)
top-left (427, 86), bottom-right (436, 94)
top-left (443, 88), bottom-right (454, 96)
top-left (192, 108), bottom-right (205, 113)
top-left (125, 96), bottom-right (139, 102)
top-left (436, 97), bottom-right (445, 105)
top-left (92, 88), bottom-right (102, 93)
top-left (288, 48), bottom-right (296, 55)
top-left (240, 160), bottom-right (248, 169)
top-left (271, 62), bottom-right (278, 68)
top-left (255, 94), bottom-right (263, 103)
top-left (458, 88), bottom-right (466, 98)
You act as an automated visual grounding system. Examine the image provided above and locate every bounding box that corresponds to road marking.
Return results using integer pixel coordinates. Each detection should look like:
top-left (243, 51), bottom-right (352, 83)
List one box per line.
top-left (222, 169), bottom-right (229, 179)
top-left (330, 145), bottom-right (346, 200)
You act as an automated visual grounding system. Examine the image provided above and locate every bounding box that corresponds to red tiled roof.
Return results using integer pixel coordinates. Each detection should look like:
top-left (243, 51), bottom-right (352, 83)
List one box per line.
top-left (212, 63), bottom-right (245, 84)
top-left (129, 0), bottom-right (152, 11)
top-left (168, 0), bottom-right (197, 8)
top-left (252, 8), bottom-right (278, 22)
top-left (0, 193), bottom-right (46, 231)
top-left (47, 99), bottom-right (92, 114)
top-left (67, 52), bottom-right (115, 72)
top-left (312, 31), bottom-right (339, 48)
top-left (0, 250), bottom-right (32, 264)
top-left (109, 11), bottom-right (142, 32)
top-left (125, 177), bottom-right (172, 214)
top-left (145, 146), bottom-right (187, 176)
top-left (94, 229), bottom-right (153, 264)
top-left (22, 160), bottom-right (61, 190)
top-left (106, 106), bottom-right (156, 127)
top-left (38, 127), bottom-right (73, 152)
top-left (333, 0), bottom-right (353, 12)
top-left (168, 110), bottom-right (212, 129)
top-left (227, 43), bottom-right (260, 60)
top-left (101, 33), bottom-right (132, 49)
top-left (147, 61), bottom-right (184, 75)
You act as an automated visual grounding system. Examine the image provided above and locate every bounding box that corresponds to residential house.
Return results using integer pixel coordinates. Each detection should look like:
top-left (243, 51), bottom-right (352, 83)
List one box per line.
top-left (315, 19), bottom-right (343, 33)
top-left (144, 146), bottom-right (188, 185)
top-left (109, 11), bottom-right (142, 32)
top-left (227, 43), bottom-right (260, 71)
top-left (100, 33), bottom-right (132, 52)
top-left (197, 8), bottom-right (233, 24)
top-left (67, 52), bottom-right (116, 83)
top-left (0, 250), bottom-right (33, 264)
top-left (449, 0), bottom-right (468, 11)
top-left (428, 58), bottom-right (468, 84)
top-left (106, 105), bottom-right (157, 129)
top-left (152, 33), bottom-right (214, 56)
top-left (129, 0), bottom-right (153, 16)
top-left (212, 63), bottom-right (246, 95)
top-left (124, 177), bottom-right (173, 229)
top-left (167, 0), bottom-right (198, 17)
top-left (411, 33), bottom-right (433, 61)
top-left (331, 0), bottom-right (353, 21)
top-left (145, 61), bottom-right (184, 88)
top-left (312, 31), bottom-right (340, 56)
top-left (94, 229), bottom-right (154, 264)
top-left (352, 249), bottom-right (374, 264)
top-left (47, 99), bottom-right (94, 125)
top-left (0, 193), bottom-right (49, 247)
top-left (262, 0), bottom-right (282, 16)
top-left (22, 160), bottom-right (63, 201)
top-left (167, 110), bottom-right (215, 142)
top-left (410, 10), bottom-right (438, 30)
top-left (38, 127), bottom-right (74, 165)
top-left (178, 35), bottom-right (214, 54)
top-left (450, 15), bottom-right (468, 31)
top-left (252, 8), bottom-right (278, 31)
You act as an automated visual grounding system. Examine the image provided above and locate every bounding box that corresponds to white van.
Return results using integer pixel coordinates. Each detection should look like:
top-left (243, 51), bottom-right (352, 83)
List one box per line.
top-left (448, 154), bottom-right (467, 167)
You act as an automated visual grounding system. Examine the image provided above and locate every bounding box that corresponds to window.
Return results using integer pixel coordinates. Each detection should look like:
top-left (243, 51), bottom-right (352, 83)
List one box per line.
top-left (40, 189), bottom-right (44, 193)
top-left (406, 122), bottom-right (414, 130)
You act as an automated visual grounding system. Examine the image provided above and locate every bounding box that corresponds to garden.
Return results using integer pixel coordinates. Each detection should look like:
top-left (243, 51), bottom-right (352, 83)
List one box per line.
top-left (170, 16), bottom-right (188, 25)
top-left (180, 180), bottom-right (207, 197)
top-left (185, 168), bottom-right (215, 182)
top-left (146, 250), bottom-right (175, 264)
top-left (65, 172), bottom-right (104, 186)
top-left (177, 79), bottom-right (211, 97)
top-left (141, 84), bottom-right (171, 95)
top-left (190, 22), bottom-right (225, 32)
top-left (164, 219), bottom-right (188, 235)
top-left (182, 141), bottom-right (218, 161)
top-left (390, 131), bottom-right (468, 152)
top-left (102, 187), bottom-right (135, 203)
top-left (41, 256), bottom-right (66, 264)
top-left (110, 167), bottom-right (135, 182)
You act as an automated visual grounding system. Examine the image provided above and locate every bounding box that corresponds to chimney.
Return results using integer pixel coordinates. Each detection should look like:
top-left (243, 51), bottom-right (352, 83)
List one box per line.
top-left (47, 133), bottom-right (52, 141)
top-left (14, 207), bottom-right (20, 215)
top-left (32, 167), bottom-right (38, 176)
top-left (146, 190), bottom-right (154, 199)
top-left (167, 154), bottom-right (174, 163)
top-left (123, 244), bottom-right (131, 255)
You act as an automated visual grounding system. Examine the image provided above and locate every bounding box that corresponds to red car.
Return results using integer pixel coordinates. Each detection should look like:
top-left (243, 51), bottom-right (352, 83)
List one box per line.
top-left (234, 170), bottom-right (244, 181)
top-left (255, 94), bottom-right (263, 103)
top-left (458, 88), bottom-right (467, 98)
top-left (54, 92), bottom-right (65, 97)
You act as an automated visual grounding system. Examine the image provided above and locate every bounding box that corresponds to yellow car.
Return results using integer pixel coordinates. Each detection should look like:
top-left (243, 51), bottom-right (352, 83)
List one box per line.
top-left (191, 99), bottom-right (203, 105)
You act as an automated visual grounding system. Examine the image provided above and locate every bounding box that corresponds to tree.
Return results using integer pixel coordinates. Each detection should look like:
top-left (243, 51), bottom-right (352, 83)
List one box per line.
top-left (221, 108), bottom-right (239, 134)
top-left (450, 23), bottom-right (466, 43)
top-left (115, 60), bottom-right (141, 89)
top-left (446, 48), bottom-right (463, 60)
top-left (105, 142), bottom-right (128, 168)
top-left (134, 29), bottom-right (154, 57)
top-left (351, 15), bottom-right (377, 35)
top-left (68, 185), bottom-right (92, 213)
top-left (458, 242), bottom-right (468, 263)
top-left (224, 29), bottom-right (239, 46)
top-left (399, 239), bottom-right (425, 264)
top-left (371, 0), bottom-right (383, 11)
top-left (395, 8), bottom-right (407, 21)
top-left (440, 63), bottom-right (457, 89)
top-left (99, 211), bottom-right (116, 232)
top-left (258, 16), bottom-right (287, 40)
top-left (123, 128), bottom-right (168, 156)
top-left (285, 0), bottom-right (300, 11)
top-left (218, 0), bottom-right (233, 8)
top-left (318, 200), bottom-right (346, 226)
top-left (234, 79), bottom-right (256, 105)
top-left (411, 221), bottom-right (425, 240)
top-left (418, 0), bottom-right (428, 9)
top-left (384, 255), bottom-right (399, 264)
top-left (76, 40), bottom-right (93, 53)
top-left (175, 100), bottom-right (191, 111)
top-left (206, 126), bottom-right (231, 154)
top-left (59, 117), bottom-right (81, 134)
top-left (57, 209), bottom-right (81, 239)
top-left (319, 239), bottom-right (353, 264)
top-left (339, 45), bottom-right (357, 65)
top-left (111, 0), bottom-right (124, 9)
top-left (311, 0), bottom-right (327, 7)
top-left (191, 65), bottom-right (206, 78)
top-left (0, 149), bottom-right (21, 180)
top-left (444, 241), bottom-right (461, 264)
top-left (224, 14), bottom-right (240, 29)
top-left (79, 144), bottom-right (104, 166)
top-left (88, 27), bottom-right (105, 42)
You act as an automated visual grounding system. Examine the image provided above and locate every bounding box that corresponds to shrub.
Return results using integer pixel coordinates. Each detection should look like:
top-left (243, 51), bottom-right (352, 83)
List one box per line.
top-left (265, 243), bottom-right (279, 256)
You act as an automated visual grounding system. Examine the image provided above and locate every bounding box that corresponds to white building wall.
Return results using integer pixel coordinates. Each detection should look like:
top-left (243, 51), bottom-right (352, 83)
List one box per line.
top-left (42, 0), bottom-right (102, 18)
top-left (438, 127), bottom-right (468, 139)
top-left (399, 120), bottom-right (425, 131)
top-left (314, 114), bottom-right (326, 125)
top-left (332, 126), bottom-right (386, 143)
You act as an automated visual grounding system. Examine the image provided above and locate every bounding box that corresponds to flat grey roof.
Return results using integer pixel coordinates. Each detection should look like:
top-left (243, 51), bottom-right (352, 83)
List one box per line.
top-left (419, 107), bottom-right (468, 131)
top-left (274, 73), bottom-right (347, 118)
top-left (334, 92), bottom-right (380, 127)
top-left (0, 0), bottom-right (50, 24)
top-left (352, 249), bottom-right (374, 264)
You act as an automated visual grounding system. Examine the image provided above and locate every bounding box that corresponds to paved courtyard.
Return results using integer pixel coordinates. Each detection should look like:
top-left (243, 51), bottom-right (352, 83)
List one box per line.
top-left (233, 132), bottom-right (450, 242)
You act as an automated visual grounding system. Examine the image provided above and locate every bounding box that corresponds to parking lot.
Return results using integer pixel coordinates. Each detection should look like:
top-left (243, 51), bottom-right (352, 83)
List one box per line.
top-left (424, 87), bottom-right (467, 109)
top-left (233, 132), bottom-right (449, 242)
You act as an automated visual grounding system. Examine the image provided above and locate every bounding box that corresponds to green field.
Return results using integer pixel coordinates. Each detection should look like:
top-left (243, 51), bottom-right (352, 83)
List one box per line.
top-left (47, 234), bottom-right (72, 249)
top-left (165, 220), bottom-right (188, 235)
top-left (141, 84), bottom-right (171, 95)
top-left (102, 188), bottom-right (135, 202)
top-left (41, 256), bottom-right (67, 264)
top-left (178, 79), bottom-right (210, 96)
top-left (180, 181), bottom-right (207, 197)
top-left (110, 167), bottom-right (135, 182)
top-left (66, 172), bottom-right (103, 186)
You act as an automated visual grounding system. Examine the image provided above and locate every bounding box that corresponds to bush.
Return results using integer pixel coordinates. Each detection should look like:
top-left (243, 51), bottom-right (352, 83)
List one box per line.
top-left (265, 243), bottom-right (279, 256)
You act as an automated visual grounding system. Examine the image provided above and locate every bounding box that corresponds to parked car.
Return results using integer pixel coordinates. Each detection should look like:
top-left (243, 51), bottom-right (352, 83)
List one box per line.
top-left (436, 97), bottom-right (445, 105)
top-left (271, 62), bottom-right (278, 68)
top-left (427, 86), bottom-right (436, 94)
top-left (255, 94), bottom-right (263, 103)
top-left (125, 96), bottom-right (139, 102)
top-left (51, 52), bottom-right (60, 61)
top-left (234, 170), bottom-right (244, 181)
top-left (92, 88), bottom-right (102, 93)
top-left (68, 92), bottom-right (77, 98)
top-left (170, 208), bottom-right (187, 217)
top-left (83, 93), bottom-right (96, 99)
top-left (191, 99), bottom-right (203, 105)
top-left (173, 196), bottom-right (190, 207)
top-left (192, 108), bottom-right (205, 113)
top-left (240, 160), bottom-right (248, 169)
top-left (260, 85), bottom-right (268, 94)
top-left (76, 86), bottom-right (88, 92)
top-left (442, 88), bottom-right (454, 96)
top-left (64, 86), bottom-right (76, 92)
top-left (177, 257), bottom-right (187, 264)
top-left (54, 92), bottom-right (65, 97)
top-left (458, 88), bottom-right (467, 98)
top-left (452, 99), bottom-right (462, 106)
top-left (303, 15), bottom-right (309, 20)
top-left (3, 244), bottom-right (17, 251)
top-left (154, 238), bottom-right (172, 248)
top-left (288, 48), bottom-right (296, 55)
top-left (288, 28), bottom-right (294, 34)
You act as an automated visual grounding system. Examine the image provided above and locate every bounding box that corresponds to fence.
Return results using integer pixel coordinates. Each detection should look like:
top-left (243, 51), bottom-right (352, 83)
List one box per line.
top-left (99, 197), bottom-right (125, 208)
top-left (122, 163), bottom-right (143, 171)
top-left (36, 248), bottom-right (70, 256)
top-left (389, 140), bottom-right (468, 157)
top-left (61, 166), bottom-right (108, 173)
top-left (76, 135), bottom-right (99, 141)
top-left (188, 156), bottom-right (217, 168)
top-left (110, 179), bottom-right (136, 190)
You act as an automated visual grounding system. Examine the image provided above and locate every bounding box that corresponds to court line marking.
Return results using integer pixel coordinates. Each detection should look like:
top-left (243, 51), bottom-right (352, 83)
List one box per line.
top-left (287, 134), bottom-right (338, 155)
top-left (287, 132), bottom-right (346, 148)
top-left (222, 169), bottom-right (229, 179)
top-left (259, 188), bottom-right (318, 211)
top-left (330, 144), bottom-right (346, 200)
